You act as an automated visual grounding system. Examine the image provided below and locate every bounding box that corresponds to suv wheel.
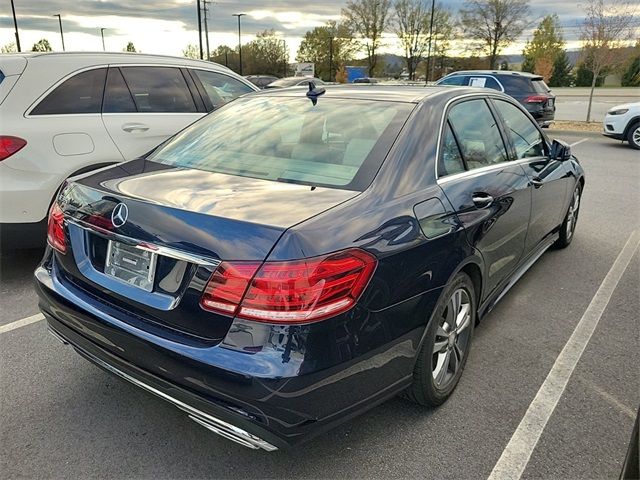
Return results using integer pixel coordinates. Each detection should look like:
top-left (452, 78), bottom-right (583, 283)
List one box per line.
top-left (627, 122), bottom-right (640, 150)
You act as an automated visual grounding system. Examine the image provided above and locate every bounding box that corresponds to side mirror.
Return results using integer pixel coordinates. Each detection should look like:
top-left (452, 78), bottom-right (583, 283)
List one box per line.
top-left (550, 139), bottom-right (572, 161)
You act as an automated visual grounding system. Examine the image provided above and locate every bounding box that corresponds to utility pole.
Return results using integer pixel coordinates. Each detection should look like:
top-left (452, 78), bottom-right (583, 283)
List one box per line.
top-left (54, 14), bottom-right (65, 51)
top-left (196, 0), bottom-right (203, 59)
top-left (232, 13), bottom-right (246, 75)
top-left (328, 35), bottom-right (333, 82)
top-left (281, 39), bottom-right (287, 77)
top-left (100, 28), bottom-right (106, 51)
top-left (11, 0), bottom-right (21, 52)
top-left (425, 0), bottom-right (435, 84)
top-left (203, 0), bottom-right (211, 60)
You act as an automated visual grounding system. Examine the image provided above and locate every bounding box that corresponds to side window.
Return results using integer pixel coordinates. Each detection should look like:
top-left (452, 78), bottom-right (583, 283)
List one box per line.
top-left (438, 76), bottom-right (466, 86)
top-left (120, 67), bottom-right (196, 113)
top-left (103, 68), bottom-right (136, 113)
top-left (493, 100), bottom-right (546, 159)
top-left (468, 76), bottom-right (501, 91)
top-left (438, 121), bottom-right (465, 177)
top-left (31, 68), bottom-right (107, 115)
top-left (448, 99), bottom-right (509, 170)
top-left (192, 70), bottom-right (254, 109)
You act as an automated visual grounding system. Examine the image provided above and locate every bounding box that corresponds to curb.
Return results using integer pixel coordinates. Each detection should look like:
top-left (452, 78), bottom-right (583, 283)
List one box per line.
top-left (547, 129), bottom-right (603, 137)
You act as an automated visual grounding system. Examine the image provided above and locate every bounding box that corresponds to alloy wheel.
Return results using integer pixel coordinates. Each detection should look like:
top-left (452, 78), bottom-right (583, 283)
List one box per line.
top-left (632, 126), bottom-right (640, 148)
top-left (566, 187), bottom-right (581, 240)
top-left (432, 288), bottom-right (472, 389)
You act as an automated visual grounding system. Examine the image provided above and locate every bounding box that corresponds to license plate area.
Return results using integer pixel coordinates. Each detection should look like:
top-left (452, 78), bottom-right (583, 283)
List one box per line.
top-left (105, 241), bottom-right (157, 292)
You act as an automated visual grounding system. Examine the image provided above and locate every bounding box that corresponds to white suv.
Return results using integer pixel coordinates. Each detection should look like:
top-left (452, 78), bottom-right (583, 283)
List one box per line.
top-left (602, 102), bottom-right (640, 150)
top-left (0, 52), bottom-right (258, 248)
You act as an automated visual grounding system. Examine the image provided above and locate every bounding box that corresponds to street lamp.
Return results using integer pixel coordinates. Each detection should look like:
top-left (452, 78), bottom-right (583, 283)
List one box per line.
top-left (232, 13), bottom-right (246, 75)
top-left (53, 14), bottom-right (65, 51)
top-left (425, 0), bottom-right (435, 84)
top-left (10, 0), bottom-right (21, 52)
top-left (100, 28), bottom-right (107, 51)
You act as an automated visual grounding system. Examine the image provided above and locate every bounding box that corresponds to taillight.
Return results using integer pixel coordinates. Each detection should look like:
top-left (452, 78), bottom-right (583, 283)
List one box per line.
top-left (0, 136), bottom-right (27, 161)
top-left (200, 249), bottom-right (377, 324)
top-left (47, 202), bottom-right (67, 254)
top-left (525, 95), bottom-right (548, 103)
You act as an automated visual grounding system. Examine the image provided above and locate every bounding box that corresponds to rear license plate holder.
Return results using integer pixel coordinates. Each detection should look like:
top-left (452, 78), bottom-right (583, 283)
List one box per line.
top-left (105, 241), bottom-right (157, 292)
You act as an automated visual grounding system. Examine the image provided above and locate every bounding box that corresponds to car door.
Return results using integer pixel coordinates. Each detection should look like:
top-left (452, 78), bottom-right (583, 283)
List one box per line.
top-left (491, 98), bottom-right (569, 253)
top-left (101, 66), bottom-right (205, 160)
top-left (437, 98), bottom-right (531, 297)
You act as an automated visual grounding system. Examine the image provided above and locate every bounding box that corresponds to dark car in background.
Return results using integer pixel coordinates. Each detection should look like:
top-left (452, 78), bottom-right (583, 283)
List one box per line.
top-left (353, 77), bottom-right (379, 84)
top-left (264, 76), bottom-right (325, 88)
top-left (35, 85), bottom-right (583, 451)
top-left (437, 70), bottom-right (556, 126)
top-left (245, 75), bottom-right (279, 89)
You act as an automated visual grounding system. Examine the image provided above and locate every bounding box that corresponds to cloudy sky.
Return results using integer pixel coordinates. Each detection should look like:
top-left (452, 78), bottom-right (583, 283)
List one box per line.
top-left (1, 0), bottom-right (635, 59)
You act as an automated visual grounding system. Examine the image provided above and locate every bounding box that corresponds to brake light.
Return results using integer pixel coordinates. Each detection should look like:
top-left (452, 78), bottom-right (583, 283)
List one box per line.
top-left (525, 95), bottom-right (548, 103)
top-left (0, 136), bottom-right (27, 161)
top-left (47, 202), bottom-right (67, 254)
top-left (200, 249), bottom-right (377, 323)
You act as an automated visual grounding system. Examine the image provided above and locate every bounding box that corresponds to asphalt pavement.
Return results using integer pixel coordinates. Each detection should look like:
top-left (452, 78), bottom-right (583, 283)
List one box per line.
top-left (1, 134), bottom-right (638, 479)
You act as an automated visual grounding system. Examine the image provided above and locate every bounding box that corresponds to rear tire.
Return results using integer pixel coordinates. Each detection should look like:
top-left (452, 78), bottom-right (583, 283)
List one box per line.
top-left (555, 183), bottom-right (582, 249)
top-left (627, 122), bottom-right (640, 150)
top-left (404, 272), bottom-right (476, 407)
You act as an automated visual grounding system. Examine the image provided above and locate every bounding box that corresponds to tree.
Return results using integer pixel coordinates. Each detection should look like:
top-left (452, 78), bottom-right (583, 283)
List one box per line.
top-left (1, 42), bottom-right (17, 53)
top-left (521, 15), bottom-right (565, 81)
top-left (296, 22), bottom-right (357, 81)
top-left (548, 50), bottom-right (574, 87)
top-left (393, 0), bottom-right (429, 81)
top-left (342, 0), bottom-right (392, 76)
top-left (580, 0), bottom-right (636, 121)
top-left (574, 59), bottom-right (606, 87)
top-left (460, 0), bottom-right (531, 69)
top-left (621, 40), bottom-right (640, 87)
top-left (124, 42), bottom-right (137, 53)
top-left (32, 39), bottom-right (52, 52)
top-left (183, 44), bottom-right (200, 60)
top-left (242, 30), bottom-right (289, 77)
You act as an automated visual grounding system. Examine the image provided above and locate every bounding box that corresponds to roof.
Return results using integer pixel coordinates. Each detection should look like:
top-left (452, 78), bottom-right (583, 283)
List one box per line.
top-left (253, 84), bottom-right (490, 104)
top-left (447, 70), bottom-right (543, 78)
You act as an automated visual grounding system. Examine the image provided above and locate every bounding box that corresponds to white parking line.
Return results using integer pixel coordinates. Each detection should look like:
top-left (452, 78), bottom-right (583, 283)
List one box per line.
top-left (570, 138), bottom-right (589, 147)
top-left (488, 230), bottom-right (640, 480)
top-left (0, 313), bottom-right (44, 335)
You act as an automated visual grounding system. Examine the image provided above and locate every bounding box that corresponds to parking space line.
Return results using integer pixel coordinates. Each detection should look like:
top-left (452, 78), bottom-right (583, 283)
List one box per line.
top-left (488, 230), bottom-right (640, 480)
top-left (569, 138), bottom-right (589, 147)
top-left (0, 313), bottom-right (44, 335)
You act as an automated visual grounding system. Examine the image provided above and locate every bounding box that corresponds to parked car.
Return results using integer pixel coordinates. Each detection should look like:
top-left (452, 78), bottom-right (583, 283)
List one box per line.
top-left (245, 74), bottom-right (279, 89)
top-left (264, 76), bottom-right (325, 88)
top-left (36, 85), bottom-right (584, 451)
top-left (436, 70), bottom-right (556, 127)
top-left (0, 52), bottom-right (258, 249)
top-left (353, 77), bottom-right (379, 84)
top-left (602, 102), bottom-right (640, 150)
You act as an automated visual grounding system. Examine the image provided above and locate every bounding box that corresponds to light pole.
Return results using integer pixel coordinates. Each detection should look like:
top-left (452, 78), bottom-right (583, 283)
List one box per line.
top-left (100, 28), bottom-right (106, 51)
top-left (54, 14), bottom-right (65, 51)
top-left (425, 0), bottom-right (435, 84)
top-left (11, 0), bottom-right (21, 52)
top-left (203, 0), bottom-right (211, 60)
top-left (232, 13), bottom-right (246, 75)
top-left (196, 0), bottom-right (203, 59)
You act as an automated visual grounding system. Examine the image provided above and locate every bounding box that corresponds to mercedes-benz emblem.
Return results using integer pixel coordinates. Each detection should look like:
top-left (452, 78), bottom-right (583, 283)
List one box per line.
top-left (111, 203), bottom-right (129, 228)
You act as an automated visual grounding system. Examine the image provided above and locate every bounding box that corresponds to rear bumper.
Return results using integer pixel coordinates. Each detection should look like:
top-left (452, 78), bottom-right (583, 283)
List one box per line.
top-left (602, 132), bottom-right (624, 140)
top-left (35, 252), bottom-right (427, 449)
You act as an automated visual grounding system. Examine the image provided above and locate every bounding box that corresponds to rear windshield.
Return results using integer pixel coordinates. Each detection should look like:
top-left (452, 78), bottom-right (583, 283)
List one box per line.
top-left (531, 78), bottom-right (550, 93)
top-left (149, 95), bottom-right (413, 191)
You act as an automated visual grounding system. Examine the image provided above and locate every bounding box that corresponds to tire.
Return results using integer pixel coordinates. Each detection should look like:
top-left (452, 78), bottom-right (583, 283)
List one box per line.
top-left (404, 272), bottom-right (476, 407)
top-left (555, 183), bottom-right (582, 249)
top-left (627, 122), bottom-right (640, 150)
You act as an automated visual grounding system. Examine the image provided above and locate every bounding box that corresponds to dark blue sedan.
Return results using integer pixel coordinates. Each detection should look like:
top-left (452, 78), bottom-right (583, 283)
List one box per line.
top-left (35, 85), bottom-right (584, 450)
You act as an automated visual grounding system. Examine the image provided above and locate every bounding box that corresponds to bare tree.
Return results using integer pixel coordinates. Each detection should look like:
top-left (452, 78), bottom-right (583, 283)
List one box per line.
top-left (460, 0), bottom-right (531, 69)
top-left (342, 0), bottom-right (392, 76)
top-left (581, 0), bottom-right (637, 122)
top-left (394, 0), bottom-right (428, 80)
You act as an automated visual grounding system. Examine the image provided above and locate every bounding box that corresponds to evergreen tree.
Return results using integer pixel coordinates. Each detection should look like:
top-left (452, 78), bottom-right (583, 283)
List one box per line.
top-left (574, 60), bottom-right (605, 87)
top-left (124, 42), bottom-right (136, 53)
top-left (548, 50), bottom-right (574, 87)
top-left (32, 39), bottom-right (52, 52)
top-left (621, 55), bottom-right (640, 87)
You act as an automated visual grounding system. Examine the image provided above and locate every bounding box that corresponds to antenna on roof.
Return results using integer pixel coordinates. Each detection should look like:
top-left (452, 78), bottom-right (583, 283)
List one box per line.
top-left (306, 81), bottom-right (326, 106)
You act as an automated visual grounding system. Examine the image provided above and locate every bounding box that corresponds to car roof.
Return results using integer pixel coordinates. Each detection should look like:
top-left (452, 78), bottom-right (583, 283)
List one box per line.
top-left (7, 51), bottom-right (233, 71)
top-left (252, 84), bottom-right (498, 104)
top-left (446, 70), bottom-right (543, 79)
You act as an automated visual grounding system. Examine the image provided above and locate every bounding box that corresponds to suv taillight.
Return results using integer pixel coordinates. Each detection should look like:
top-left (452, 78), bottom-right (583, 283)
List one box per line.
top-left (0, 136), bottom-right (27, 161)
top-left (200, 249), bottom-right (377, 324)
top-left (525, 95), bottom-right (548, 103)
top-left (47, 202), bottom-right (67, 254)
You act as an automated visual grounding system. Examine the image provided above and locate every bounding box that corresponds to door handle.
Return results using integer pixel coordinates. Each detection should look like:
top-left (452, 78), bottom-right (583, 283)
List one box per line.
top-left (472, 193), bottom-right (494, 209)
top-left (121, 123), bottom-right (149, 133)
top-left (531, 177), bottom-right (544, 188)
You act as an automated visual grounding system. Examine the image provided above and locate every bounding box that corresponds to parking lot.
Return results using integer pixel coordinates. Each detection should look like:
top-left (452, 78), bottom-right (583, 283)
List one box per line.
top-left (0, 133), bottom-right (638, 478)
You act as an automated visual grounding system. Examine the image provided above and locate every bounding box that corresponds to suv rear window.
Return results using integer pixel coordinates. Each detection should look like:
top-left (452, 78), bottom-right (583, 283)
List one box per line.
top-left (531, 78), bottom-right (550, 94)
top-left (31, 68), bottom-right (107, 115)
top-left (149, 96), bottom-right (413, 191)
